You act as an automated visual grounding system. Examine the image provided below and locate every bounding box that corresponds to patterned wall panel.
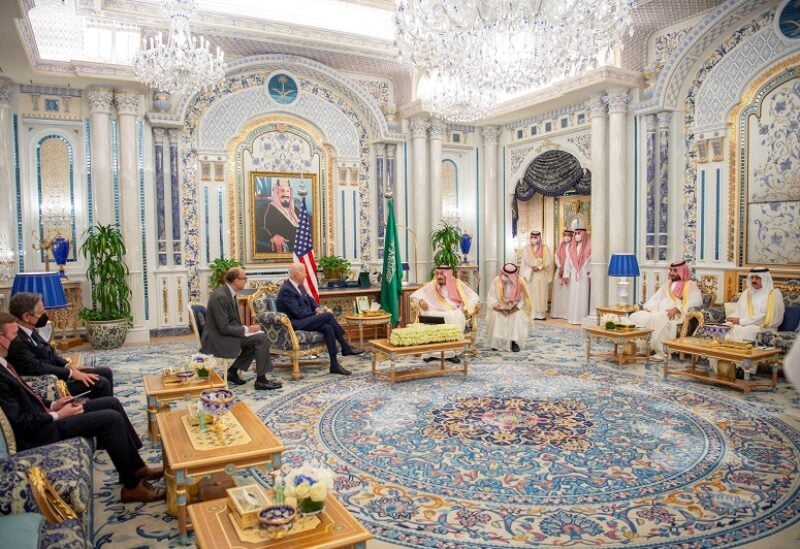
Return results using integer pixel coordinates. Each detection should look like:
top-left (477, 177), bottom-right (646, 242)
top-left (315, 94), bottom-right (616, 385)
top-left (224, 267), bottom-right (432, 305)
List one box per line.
top-left (199, 87), bottom-right (360, 159)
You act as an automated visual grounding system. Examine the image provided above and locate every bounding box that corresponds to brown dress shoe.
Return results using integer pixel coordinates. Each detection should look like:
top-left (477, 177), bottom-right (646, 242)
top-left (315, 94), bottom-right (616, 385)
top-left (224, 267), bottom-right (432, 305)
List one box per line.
top-left (121, 480), bottom-right (167, 503)
top-left (136, 465), bottom-right (164, 482)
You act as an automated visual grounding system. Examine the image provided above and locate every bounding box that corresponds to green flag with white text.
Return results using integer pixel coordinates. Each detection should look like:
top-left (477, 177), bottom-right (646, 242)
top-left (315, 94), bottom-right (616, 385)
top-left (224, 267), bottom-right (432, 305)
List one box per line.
top-left (380, 199), bottom-right (403, 326)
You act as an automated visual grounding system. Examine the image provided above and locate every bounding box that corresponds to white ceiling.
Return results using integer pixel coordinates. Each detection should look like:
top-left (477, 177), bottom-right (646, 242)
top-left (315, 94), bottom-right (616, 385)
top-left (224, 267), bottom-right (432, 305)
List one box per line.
top-left (1, 0), bottom-right (725, 109)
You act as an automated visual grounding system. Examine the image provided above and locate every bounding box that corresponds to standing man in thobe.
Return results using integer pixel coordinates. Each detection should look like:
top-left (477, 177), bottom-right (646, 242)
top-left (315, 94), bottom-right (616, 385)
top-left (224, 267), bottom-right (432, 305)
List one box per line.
top-left (486, 264), bottom-right (532, 352)
top-left (549, 229), bottom-right (573, 319)
top-left (629, 259), bottom-right (703, 359)
top-left (564, 228), bottom-right (592, 325)
top-left (520, 231), bottom-right (553, 320)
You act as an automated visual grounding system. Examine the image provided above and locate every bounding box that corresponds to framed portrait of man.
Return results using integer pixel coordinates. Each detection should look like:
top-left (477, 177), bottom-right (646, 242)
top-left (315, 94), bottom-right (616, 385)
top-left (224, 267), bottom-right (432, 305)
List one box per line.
top-left (249, 171), bottom-right (319, 261)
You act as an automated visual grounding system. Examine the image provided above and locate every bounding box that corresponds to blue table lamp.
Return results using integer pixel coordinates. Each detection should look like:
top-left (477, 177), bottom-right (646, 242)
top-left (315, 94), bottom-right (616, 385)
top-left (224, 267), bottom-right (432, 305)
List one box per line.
top-left (11, 272), bottom-right (68, 309)
top-left (607, 253), bottom-right (640, 306)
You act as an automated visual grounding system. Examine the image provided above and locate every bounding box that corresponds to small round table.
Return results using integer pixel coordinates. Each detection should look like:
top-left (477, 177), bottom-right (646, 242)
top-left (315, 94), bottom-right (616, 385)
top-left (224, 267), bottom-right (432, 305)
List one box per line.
top-left (343, 312), bottom-right (392, 347)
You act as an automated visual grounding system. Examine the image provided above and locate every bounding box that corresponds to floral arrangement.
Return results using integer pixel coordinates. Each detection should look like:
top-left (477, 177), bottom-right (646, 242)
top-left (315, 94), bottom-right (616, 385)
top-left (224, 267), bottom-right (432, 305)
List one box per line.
top-left (600, 313), bottom-right (620, 330)
top-left (189, 354), bottom-right (211, 377)
top-left (390, 323), bottom-right (463, 346)
top-left (282, 463), bottom-right (335, 515)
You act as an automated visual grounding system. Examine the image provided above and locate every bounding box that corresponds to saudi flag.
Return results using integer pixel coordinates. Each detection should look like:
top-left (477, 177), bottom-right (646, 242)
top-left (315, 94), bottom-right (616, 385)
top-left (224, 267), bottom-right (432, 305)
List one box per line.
top-left (380, 199), bottom-right (403, 326)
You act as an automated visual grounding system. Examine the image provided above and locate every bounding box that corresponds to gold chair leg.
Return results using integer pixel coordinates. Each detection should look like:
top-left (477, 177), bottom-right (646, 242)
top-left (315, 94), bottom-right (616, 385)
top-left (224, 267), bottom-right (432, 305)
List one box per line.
top-left (292, 355), bottom-right (301, 380)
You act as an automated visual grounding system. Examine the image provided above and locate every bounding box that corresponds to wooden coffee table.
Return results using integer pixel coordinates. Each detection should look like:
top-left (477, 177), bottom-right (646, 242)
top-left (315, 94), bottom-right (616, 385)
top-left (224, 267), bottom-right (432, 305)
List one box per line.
top-left (157, 402), bottom-right (285, 542)
top-left (188, 494), bottom-right (372, 549)
top-left (662, 337), bottom-right (782, 394)
top-left (584, 326), bottom-right (653, 366)
top-left (144, 369), bottom-right (227, 443)
top-left (369, 338), bottom-right (469, 383)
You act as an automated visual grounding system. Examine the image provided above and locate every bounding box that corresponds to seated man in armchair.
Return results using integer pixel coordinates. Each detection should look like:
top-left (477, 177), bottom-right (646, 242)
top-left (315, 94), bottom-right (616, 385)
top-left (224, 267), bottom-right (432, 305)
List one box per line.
top-left (276, 264), bottom-right (363, 376)
top-left (629, 259), bottom-right (703, 360)
top-left (411, 266), bottom-right (480, 363)
top-left (726, 267), bottom-right (784, 342)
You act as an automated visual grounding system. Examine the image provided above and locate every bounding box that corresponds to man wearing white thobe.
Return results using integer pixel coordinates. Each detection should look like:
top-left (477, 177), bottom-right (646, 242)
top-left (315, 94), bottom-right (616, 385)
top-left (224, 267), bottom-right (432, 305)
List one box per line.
top-left (629, 260), bottom-right (703, 358)
top-left (564, 228), bottom-right (591, 325)
top-left (726, 268), bottom-right (784, 342)
top-left (411, 267), bottom-right (480, 363)
top-left (550, 229), bottom-right (573, 319)
top-left (520, 231), bottom-right (553, 320)
top-left (486, 263), bottom-right (532, 352)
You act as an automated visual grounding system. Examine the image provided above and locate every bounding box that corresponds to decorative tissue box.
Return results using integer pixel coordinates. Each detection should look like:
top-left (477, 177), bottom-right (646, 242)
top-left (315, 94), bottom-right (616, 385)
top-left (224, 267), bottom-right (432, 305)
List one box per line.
top-left (227, 484), bottom-right (272, 529)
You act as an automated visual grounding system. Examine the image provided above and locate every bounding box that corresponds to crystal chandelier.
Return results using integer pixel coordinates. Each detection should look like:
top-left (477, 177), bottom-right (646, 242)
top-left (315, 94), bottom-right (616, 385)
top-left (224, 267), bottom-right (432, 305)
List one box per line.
top-left (132, 0), bottom-right (226, 95)
top-left (396, 0), bottom-right (634, 122)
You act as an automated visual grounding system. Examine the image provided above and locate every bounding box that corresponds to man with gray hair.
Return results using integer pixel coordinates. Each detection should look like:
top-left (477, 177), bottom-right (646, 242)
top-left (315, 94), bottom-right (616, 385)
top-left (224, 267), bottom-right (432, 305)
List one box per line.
top-left (8, 292), bottom-right (114, 399)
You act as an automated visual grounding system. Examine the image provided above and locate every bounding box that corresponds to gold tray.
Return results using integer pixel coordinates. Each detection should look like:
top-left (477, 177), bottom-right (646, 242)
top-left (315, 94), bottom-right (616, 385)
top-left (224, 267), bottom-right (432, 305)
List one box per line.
top-left (614, 325), bottom-right (636, 332)
top-left (361, 310), bottom-right (387, 317)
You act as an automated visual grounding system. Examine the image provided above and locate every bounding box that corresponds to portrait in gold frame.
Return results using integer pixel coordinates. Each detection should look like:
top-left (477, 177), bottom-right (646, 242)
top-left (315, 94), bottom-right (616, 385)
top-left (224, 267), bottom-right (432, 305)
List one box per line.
top-left (249, 171), bottom-right (320, 262)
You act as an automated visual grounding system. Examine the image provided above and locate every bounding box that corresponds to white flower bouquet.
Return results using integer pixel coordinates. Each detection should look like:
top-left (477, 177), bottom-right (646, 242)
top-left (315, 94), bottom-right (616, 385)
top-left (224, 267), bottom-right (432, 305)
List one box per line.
top-left (189, 353), bottom-right (211, 378)
top-left (389, 323), bottom-right (462, 346)
top-left (600, 313), bottom-right (620, 329)
top-left (283, 463), bottom-right (335, 515)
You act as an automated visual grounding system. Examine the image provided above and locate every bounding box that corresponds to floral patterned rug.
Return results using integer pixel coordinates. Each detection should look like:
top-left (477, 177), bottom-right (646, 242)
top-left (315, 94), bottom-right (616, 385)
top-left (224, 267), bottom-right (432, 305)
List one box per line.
top-left (85, 324), bottom-right (800, 548)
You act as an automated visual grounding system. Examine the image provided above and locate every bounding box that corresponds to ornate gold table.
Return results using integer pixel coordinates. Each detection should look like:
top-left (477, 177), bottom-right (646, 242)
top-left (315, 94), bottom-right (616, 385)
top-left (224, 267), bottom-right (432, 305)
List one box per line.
top-left (584, 326), bottom-right (653, 366)
top-left (369, 338), bottom-right (469, 383)
top-left (343, 312), bottom-right (391, 347)
top-left (157, 402), bottom-right (285, 542)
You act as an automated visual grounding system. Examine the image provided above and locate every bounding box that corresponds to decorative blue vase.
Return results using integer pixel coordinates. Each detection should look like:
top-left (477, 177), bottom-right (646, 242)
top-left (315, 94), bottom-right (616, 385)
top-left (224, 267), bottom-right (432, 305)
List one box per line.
top-left (460, 233), bottom-right (472, 264)
top-left (50, 235), bottom-right (70, 277)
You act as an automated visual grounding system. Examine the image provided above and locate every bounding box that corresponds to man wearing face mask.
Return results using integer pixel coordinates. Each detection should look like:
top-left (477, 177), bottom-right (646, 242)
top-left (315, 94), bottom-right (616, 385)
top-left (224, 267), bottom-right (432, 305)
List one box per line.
top-left (8, 292), bottom-right (114, 399)
top-left (550, 229), bottom-right (573, 319)
top-left (564, 228), bottom-right (592, 324)
top-left (520, 231), bottom-right (553, 320)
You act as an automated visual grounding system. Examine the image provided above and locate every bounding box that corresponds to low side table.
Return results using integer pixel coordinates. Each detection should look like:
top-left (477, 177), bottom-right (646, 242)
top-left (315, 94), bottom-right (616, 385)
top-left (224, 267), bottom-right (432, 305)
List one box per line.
top-left (188, 494), bottom-right (372, 548)
top-left (157, 402), bottom-right (285, 542)
top-left (369, 338), bottom-right (469, 383)
top-left (584, 326), bottom-right (653, 366)
top-left (144, 370), bottom-right (226, 444)
top-left (595, 304), bottom-right (640, 318)
top-left (343, 312), bottom-right (391, 347)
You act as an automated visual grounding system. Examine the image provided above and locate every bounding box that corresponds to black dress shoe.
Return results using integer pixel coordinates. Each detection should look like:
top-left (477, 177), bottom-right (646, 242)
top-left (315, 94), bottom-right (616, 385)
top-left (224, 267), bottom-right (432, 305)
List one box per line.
top-left (227, 369), bottom-right (247, 386)
top-left (511, 341), bottom-right (520, 353)
top-left (342, 348), bottom-right (365, 356)
top-left (422, 356), bottom-right (438, 363)
top-left (254, 378), bottom-right (282, 390)
top-left (330, 364), bottom-right (351, 376)
top-left (446, 356), bottom-right (461, 364)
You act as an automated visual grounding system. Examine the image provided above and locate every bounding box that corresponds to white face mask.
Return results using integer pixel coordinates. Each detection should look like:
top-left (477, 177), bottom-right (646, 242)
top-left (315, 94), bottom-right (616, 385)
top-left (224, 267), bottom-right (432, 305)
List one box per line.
top-left (575, 234), bottom-right (583, 242)
top-left (530, 238), bottom-right (540, 245)
top-left (563, 236), bottom-right (572, 243)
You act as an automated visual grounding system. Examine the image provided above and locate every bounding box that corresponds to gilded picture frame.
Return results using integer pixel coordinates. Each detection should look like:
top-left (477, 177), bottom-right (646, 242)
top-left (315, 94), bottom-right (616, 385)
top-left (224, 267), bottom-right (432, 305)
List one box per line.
top-left (249, 171), bottom-right (320, 262)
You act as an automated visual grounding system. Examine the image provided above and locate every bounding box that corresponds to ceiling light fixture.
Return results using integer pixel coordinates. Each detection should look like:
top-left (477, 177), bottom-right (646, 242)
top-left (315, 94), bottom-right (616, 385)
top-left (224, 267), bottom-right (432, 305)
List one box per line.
top-left (132, 0), bottom-right (226, 95)
top-left (395, 0), bottom-right (634, 122)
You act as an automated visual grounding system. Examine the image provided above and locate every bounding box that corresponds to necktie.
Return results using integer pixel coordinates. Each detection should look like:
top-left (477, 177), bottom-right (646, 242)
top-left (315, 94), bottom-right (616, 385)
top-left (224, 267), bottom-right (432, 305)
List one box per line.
top-left (31, 330), bottom-right (49, 349)
top-left (4, 363), bottom-right (49, 412)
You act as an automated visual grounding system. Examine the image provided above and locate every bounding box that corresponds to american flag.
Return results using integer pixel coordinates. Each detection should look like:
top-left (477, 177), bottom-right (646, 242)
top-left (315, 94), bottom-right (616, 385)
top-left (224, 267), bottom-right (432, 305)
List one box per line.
top-left (293, 197), bottom-right (319, 302)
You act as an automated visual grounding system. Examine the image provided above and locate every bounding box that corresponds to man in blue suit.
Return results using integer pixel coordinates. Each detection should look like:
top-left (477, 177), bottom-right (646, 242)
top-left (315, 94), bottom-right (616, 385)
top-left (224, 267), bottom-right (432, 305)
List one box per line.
top-left (276, 264), bottom-right (363, 376)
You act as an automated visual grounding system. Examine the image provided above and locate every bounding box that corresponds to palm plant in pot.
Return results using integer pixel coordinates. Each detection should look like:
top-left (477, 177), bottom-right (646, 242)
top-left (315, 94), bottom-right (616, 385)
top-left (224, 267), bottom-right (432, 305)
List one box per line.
top-left (209, 256), bottom-right (242, 289)
top-left (430, 220), bottom-right (462, 273)
top-left (78, 224), bottom-right (132, 349)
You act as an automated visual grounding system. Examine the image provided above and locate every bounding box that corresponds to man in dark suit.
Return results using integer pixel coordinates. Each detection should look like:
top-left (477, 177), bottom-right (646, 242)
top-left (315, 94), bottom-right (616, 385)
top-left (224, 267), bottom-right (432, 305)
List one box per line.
top-left (8, 292), bottom-right (114, 399)
top-left (276, 264), bottom-right (363, 376)
top-left (0, 312), bottom-right (164, 504)
top-left (201, 268), bottom-right (281, 390)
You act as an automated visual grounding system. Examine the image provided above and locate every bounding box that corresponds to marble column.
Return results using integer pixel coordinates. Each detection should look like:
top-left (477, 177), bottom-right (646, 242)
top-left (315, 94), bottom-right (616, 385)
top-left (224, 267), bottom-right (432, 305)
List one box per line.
top-left (588, 95), bottom-right (608, 312)
top-left (153, 128), bottom-right (167, 266)
top-left (428, 120), bottom-right (446, 232)
top-left (606, 88), bottom-right (630, 302)
top-left (114, 90), bottom-right (147, 341)
top-left (481, 126), bottom-right (501, 295)
top-left (168, 129), bottom-right (182, 265)
top-left (657, 112), bottom-right (672, 263)
top-left (0, 78), bottom-right (16, 262)
top-left (86, 87), bottom-right (115, 226)
top-left (644, 114), bottom-right (657, 261)
top-left (410, 117), bottom-right (430, 282)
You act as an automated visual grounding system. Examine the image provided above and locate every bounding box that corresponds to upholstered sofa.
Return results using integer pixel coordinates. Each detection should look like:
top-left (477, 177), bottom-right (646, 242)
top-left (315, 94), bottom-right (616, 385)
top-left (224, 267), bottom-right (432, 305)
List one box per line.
top-left (248, 283), bottom-right (329, 380)
top-left (0, 375), bottom-right (93, 548)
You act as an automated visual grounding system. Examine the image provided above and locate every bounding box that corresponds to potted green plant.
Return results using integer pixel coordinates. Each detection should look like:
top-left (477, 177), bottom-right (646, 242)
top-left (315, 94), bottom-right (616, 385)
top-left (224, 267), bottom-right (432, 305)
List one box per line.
top-left (208, 256), bottom-right (242, 288)
top-left (78, 224), bottom-right (132, 349)
top-left (430, 220), bottom-right (462, 272)
top-left (317, 255), bottom-right (351, 288)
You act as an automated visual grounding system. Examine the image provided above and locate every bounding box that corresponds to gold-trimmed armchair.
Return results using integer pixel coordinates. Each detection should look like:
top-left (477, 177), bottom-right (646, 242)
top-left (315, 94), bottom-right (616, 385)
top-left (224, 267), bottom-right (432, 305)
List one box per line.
top-left (410, 299), bottom-right (481, 356)
top-left (248, 283), bottom-right (328, 380)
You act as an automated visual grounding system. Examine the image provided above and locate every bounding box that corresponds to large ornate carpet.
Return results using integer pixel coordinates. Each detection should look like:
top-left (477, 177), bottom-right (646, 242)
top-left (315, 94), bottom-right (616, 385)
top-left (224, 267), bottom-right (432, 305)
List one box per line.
top-left (84, 325), bottom-right (800, 548)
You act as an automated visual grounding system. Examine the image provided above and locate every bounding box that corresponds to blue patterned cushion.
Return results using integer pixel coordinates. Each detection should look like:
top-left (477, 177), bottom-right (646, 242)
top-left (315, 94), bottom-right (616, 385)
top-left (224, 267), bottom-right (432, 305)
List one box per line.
top-left (38, 518), bottom-right (89, 549)
top-left (21, 375), bottom-right (60, 403)
top-left (778, 305), bottom-right (800, 332)
top-left (256, 312), bottom-right (326, 351)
